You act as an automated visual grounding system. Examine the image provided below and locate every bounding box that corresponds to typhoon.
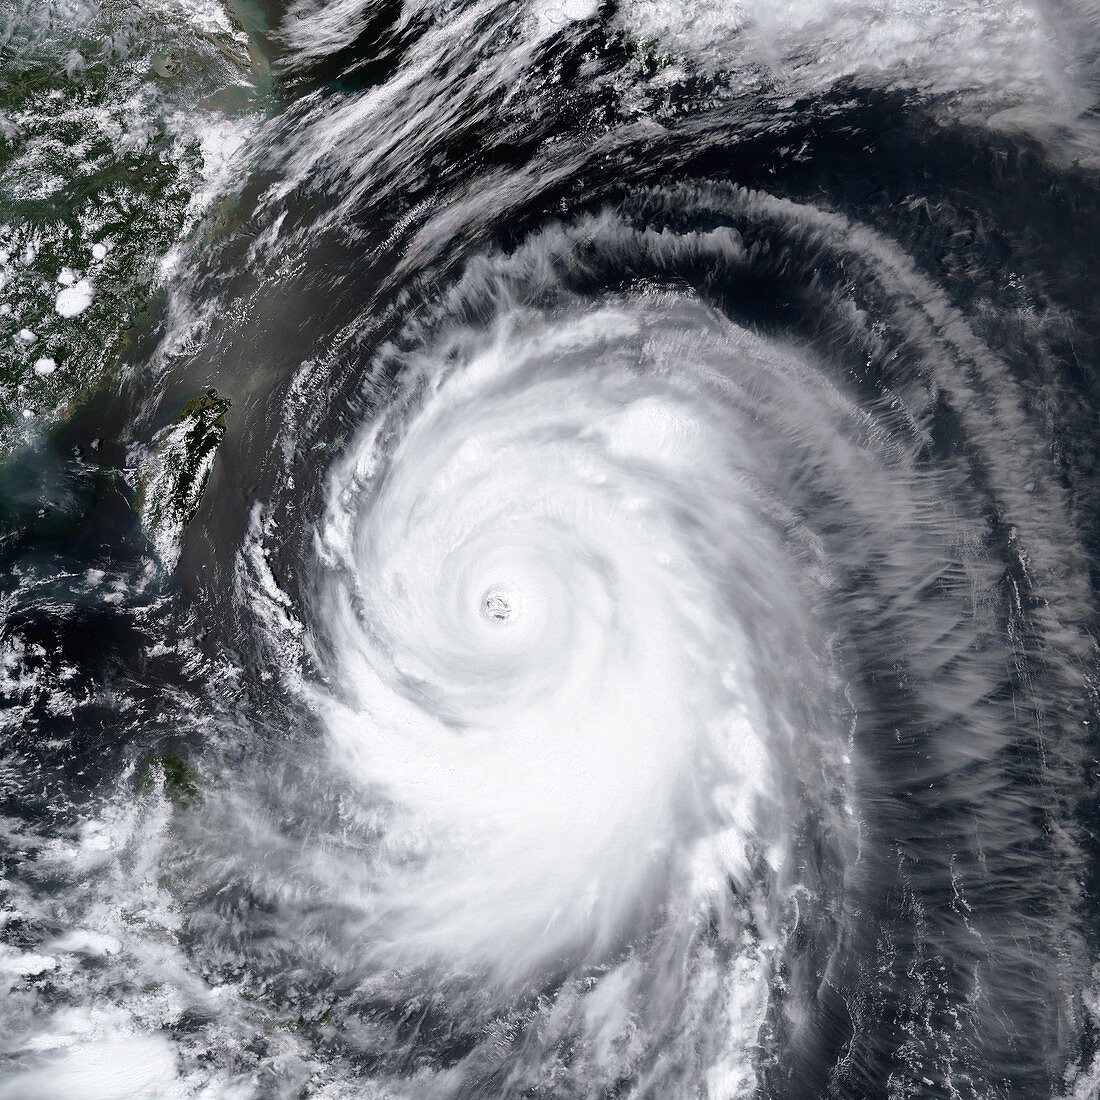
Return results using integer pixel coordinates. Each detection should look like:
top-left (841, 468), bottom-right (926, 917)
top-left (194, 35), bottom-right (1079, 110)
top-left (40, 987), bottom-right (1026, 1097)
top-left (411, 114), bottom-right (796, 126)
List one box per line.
top-left (2, 2), bottom-right (1100, 1099)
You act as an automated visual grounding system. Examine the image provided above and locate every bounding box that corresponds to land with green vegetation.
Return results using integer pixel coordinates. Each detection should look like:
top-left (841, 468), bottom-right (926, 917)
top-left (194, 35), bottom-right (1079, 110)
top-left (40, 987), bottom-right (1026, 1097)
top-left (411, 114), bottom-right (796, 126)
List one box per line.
top-left (0, 0), bottom-right (268, 482)
top-left (135, 387), bottom-right (230, 566)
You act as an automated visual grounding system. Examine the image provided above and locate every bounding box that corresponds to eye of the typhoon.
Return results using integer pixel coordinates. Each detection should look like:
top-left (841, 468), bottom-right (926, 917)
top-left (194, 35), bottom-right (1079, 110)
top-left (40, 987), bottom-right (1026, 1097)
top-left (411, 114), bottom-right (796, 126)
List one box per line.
top-left (4, 1), bottom-right (1098, 1099)
top-left (482, 589), bottom-right (514, 622)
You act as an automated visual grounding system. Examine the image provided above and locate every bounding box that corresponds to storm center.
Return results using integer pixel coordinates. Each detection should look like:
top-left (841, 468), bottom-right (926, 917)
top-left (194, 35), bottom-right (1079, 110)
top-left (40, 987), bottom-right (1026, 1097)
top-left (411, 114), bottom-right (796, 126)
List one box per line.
top-left (483, 590), bottom-right (514, 622)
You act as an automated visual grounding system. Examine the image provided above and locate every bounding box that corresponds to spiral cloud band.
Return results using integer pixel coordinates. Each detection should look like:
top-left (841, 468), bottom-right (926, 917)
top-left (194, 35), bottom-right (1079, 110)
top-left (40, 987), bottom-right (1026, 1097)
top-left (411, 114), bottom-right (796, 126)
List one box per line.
top-left (213, 186), bottom-right (1090, 1095)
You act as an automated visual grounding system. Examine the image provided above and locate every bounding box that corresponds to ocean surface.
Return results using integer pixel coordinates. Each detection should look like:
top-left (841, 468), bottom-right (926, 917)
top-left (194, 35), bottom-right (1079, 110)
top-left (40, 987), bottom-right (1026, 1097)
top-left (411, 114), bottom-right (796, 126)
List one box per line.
top-left (3, 1), bottom-right (1100, 1097)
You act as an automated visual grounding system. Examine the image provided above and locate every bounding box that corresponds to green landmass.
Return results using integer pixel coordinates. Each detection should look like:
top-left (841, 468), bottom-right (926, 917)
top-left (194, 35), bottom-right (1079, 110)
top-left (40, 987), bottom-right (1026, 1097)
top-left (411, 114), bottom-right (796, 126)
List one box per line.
top-left (0, 0), bottom-right (268, 458)
top-left (135, 387), bottom-right (230, 565)
top-left (139, 751), bottom-right (201, 807)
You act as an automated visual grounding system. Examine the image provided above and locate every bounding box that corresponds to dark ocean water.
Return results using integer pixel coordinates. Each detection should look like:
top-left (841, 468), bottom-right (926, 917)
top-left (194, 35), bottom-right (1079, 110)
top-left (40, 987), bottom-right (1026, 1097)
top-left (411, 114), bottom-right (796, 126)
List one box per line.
top-left (3, 2), bottom-right (1100, 1097)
